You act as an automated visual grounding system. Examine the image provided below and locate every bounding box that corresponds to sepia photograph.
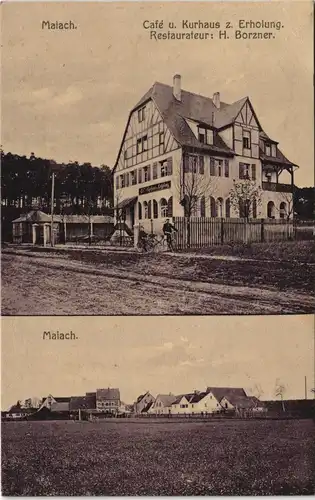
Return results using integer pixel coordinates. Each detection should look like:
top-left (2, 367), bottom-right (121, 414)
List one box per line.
top-left (1, 1), bottom-right (314, 316)
top-left (1, 315), bottom-right (315, 496)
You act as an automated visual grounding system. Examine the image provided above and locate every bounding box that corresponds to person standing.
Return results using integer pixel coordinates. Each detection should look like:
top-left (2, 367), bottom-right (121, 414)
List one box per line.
top-left (162, 218), bottom-right (178, 252)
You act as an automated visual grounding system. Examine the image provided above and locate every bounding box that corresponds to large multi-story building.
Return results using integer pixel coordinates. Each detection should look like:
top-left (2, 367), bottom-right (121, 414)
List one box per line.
top-left (113, 75), bottom-right (297, 234)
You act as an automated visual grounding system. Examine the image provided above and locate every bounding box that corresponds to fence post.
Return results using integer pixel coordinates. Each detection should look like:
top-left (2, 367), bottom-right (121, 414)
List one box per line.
top-left (261, 218), bottom-right (264, 243)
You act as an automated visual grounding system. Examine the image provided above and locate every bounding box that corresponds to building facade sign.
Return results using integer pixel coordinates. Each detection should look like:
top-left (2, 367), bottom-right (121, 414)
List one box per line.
top-left (139, 181), bottom-right (171, 196)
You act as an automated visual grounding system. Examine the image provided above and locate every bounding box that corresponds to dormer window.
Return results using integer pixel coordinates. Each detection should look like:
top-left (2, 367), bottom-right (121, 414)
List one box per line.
top-left (138, 106), bottom-right (146, 123)
top-left (265, 143), bottom-right (271, 156)
top-left (198, 126), bottom-right (213, 145)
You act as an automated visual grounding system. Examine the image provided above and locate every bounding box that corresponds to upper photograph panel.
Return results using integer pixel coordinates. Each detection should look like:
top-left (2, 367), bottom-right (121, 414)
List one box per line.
top-left (1, 1), bottom-right (314, 316)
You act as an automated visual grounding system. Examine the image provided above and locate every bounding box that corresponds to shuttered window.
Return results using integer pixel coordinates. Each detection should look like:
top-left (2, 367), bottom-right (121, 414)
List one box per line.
top-left (153, 163), bottom-right (158, 180)
top-left (210, 157), bottom-right (215, 176)
top-left (167, 157), bottom-right (173, 176)
top-left (199, 156), bottom-right (204, 174)
top-left (184, 155), bottom-right (190, 173)
top-left (224, 159), bottom-right (229, 178)
top-left (138, 168), bottom-right (142, 184)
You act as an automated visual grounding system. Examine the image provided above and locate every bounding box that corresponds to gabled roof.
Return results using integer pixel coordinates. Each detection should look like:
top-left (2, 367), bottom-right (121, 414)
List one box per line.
top-left (12, 210), bottom-right (51, 223)
top-left (96, 388), bottom-right (120, 400)
top-left (172, 393), bottom-right (195, 405)
top-left (155, 394), bottom-right (177, 407)
top-left (135, 391), bottom-right (152, 404)
top-left (206, 387), bottom-right (247, 403)
top-left (141, 402), bottom-right (153, 413)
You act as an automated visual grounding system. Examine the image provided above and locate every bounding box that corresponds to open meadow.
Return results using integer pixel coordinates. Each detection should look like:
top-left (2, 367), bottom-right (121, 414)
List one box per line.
top-left (1, 419), bottom-right (314, 496)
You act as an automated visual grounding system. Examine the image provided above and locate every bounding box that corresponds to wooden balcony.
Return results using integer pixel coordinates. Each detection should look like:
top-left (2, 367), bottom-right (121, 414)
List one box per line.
top-left (262, 182), bottom-right (292, 193)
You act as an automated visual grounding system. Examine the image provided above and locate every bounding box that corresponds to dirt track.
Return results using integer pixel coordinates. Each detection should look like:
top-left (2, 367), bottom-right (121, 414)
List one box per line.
top-left (2, 250), bottom-right (314, 315)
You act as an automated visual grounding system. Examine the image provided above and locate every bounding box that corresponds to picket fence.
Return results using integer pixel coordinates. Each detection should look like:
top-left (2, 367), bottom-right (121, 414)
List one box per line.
top-left (172, 217), bottom-right (297, 249)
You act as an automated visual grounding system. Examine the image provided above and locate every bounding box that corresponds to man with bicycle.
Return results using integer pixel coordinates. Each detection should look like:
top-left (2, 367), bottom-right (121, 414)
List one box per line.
top-left (163, 218), bottom-right (178, 252)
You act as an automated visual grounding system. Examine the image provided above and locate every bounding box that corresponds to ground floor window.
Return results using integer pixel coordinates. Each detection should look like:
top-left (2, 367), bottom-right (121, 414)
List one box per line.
top-left (279, 202), bottom-right (286, 219)
top-left (160, 198), bottom-right (168, 218)
top-left (267, 201), bottom-right (275, 219)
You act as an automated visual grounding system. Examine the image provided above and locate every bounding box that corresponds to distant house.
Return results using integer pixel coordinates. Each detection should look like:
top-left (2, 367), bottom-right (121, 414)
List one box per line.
top-left (96, 388), bottom-right (120, 413)
top-left (6, 405), bottom-right (37, 420)
top-left (150, 394), bottom-right (177, 415)
top-left (70, 394), bottom-right (96, 413)
top-left (40, 395), bottom-right (71, 412)
top-left (134, 391), bottom-right (155, 414)
top-left (171, 393), bottom-right (195, 414)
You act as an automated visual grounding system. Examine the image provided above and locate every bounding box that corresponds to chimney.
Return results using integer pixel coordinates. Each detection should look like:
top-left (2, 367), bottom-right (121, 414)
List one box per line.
top-left (213, 92), bottom-right (220, 109)
top-left (173, 74), bottom-right (181, 101)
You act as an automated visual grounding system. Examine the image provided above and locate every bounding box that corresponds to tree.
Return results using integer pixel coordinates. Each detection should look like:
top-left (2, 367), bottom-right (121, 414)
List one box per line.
top-left (176, 155), bottom-right (216, 246)
top-left (275, 191), bottom-right (295, 220)
top-left (274, 379), bottom-right (286, 412)
top-left (294, 187), bottom-right (315, 220)
top-left (229, 179), bottom-right (262, 221)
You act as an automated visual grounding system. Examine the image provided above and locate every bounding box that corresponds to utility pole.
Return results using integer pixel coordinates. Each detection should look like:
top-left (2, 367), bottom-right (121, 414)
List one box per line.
top-left (50, 172), bottom-right (55, 247)
top-left (304, 376), bottom-right (307, 400)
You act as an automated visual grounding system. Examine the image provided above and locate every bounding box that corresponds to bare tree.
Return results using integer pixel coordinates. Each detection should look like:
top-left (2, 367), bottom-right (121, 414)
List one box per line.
top-left (275, 191), bottom-right (294, 221)
top-left (274, 379), bottom-right (286, 412)
top-left (175, 156), bottom-right (216, 246)
top-left (251, 383), bottom-right (264, 400)
top-left (229, 179), bottom-right (262, 221)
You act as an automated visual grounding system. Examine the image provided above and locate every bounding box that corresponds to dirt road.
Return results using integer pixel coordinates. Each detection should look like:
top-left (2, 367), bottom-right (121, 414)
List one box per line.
top-left (2, 250), bottom-right (314, 315)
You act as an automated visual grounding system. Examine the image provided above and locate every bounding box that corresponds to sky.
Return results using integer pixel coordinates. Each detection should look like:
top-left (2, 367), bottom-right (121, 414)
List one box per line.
top-left (1, 315), bottom-right (314, 410)
top-left (2, 1), bottom-right (314, 187)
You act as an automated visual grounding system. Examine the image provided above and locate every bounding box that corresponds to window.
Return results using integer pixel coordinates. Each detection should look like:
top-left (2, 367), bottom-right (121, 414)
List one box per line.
top-left (159, 132), bottom-right (164, 145)
top-left (188, 155), bottom-right (198, 173)
top-left (153, 200), bottom-right (158, 218)
top-left (243, 130), bottom-right (251, 150)
top-left (198, 130), bottom-right (206, 144)
top-left (251, 164), bottom-right (256, 181)
top-left (167, 197), bottom-right (173, 217)
top-left (265, 143), bottom-right (271, 156)
top-left (148, 200), bottom-right (152, 219)
top-left (131, 170), bottom-right (137, 186)
top-left (267, 201), bottom-right (275, 219)
top-left (138, 106), bottom-right (145, 123)
top-left (138, 168), bottom-right (142, 184)
top-left (217, 160), bottom-right (223, 177)
top-left (216, 198), bottom-right (223, 217)
top-left (225, 198), bottom-right (231, 218)
top-left (143, 166), bottom-right (151, 182)
top-left (199, 156), bottom-right (204, 175)
top-left (210, 196), bottom-right (216, 217)
top-left (138, 202), bottom-right (142, 220)
top-left (160, 198), bottom-right (168, 218)
top-left (239, 163), bottom-right (251, 180)
top-left (144, 201), bottom-right (149, 219)
top-left (137, 138), bottom-right (142, 155)
top-left (198, 127), bottom-right (213, 145)
top-left (210, 157), bottom-right (215, 176)
top-left (153, 163), bottom-right (158, 180)
top-left (280, 202), bottom-right (286, 219)
top-left (136, 135), bottom-right (148, 154)
top-left (271, 144), bottom-right (277, 157)
top-left (115, 176), bottom-right (119, 189)
top-left (160, 161), bottom-right (167, 177)
top-left (120, 174), bottom-right (125, 188)
top-left (224, 159), bottom-right (229, 178)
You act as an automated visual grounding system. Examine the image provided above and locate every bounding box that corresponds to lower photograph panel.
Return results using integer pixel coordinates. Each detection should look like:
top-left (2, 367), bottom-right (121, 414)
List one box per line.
top-left (1, 315), bottom-right (314, 496)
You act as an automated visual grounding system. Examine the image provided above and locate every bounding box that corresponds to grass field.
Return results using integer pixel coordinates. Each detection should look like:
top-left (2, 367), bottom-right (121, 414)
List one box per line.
top-left (2, 243), bottom-right (314, 314)
top-left (2, 419), bottom-right (314, 496)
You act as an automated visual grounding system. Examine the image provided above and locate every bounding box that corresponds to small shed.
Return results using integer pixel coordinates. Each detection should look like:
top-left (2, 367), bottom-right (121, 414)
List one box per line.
top-left (12, 210), bottom-right (58, 245)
